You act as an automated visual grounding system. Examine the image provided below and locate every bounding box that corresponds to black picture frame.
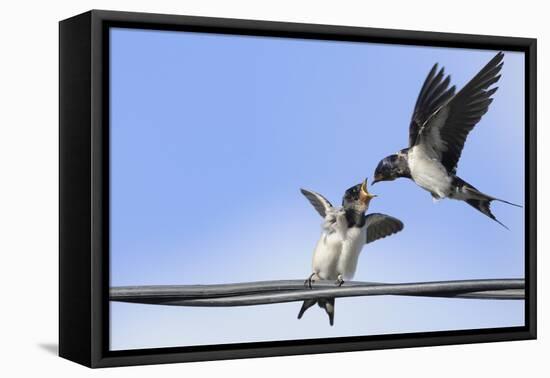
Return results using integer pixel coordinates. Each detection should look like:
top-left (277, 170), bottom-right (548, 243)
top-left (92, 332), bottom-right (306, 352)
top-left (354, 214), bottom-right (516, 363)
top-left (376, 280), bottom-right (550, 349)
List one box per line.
top-left (59, 9), bottom-right (537, 368)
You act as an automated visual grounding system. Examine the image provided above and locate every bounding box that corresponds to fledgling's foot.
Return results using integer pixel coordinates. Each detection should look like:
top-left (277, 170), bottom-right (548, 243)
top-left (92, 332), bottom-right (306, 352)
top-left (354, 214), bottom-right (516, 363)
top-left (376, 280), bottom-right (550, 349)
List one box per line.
top-left (304, 273), bottom-right (316, 289)
top-left (335, 274), bottom-right (344, 287)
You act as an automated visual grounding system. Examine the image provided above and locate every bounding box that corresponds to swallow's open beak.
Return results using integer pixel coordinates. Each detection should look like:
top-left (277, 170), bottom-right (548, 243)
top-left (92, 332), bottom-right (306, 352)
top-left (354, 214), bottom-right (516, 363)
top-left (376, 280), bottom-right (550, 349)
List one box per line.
top-left (371, 175), bottom-right (383, 185)
top-left (360, 178), bottom-right (377, 203)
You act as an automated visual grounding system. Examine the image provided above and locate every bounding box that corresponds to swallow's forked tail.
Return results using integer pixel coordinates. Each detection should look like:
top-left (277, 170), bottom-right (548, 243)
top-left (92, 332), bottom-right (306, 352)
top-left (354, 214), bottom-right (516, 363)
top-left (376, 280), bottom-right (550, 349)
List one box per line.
top-left (454, 177), bottom-right (522, 230)
top-left (297, 298), bottom-right (335, 326)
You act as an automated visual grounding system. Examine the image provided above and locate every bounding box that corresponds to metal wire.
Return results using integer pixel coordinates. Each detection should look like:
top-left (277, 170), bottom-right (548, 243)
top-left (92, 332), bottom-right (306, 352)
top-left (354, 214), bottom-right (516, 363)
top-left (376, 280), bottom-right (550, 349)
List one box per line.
top-left (110, 279), bottom-right (524, 307)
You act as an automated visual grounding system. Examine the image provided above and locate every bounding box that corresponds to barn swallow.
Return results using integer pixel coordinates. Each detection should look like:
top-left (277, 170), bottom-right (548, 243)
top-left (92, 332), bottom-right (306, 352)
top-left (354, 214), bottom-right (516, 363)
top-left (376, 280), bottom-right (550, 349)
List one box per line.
top-left (298, 179), bottom-right (404, 325)
top-left (372, 52), bottom-right (521, 228)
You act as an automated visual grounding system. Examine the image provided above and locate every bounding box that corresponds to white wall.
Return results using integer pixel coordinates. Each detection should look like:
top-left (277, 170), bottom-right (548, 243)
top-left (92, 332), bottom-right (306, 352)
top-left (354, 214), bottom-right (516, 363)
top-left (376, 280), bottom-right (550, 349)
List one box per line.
top-left (0, 0), bottom-right (546, 376)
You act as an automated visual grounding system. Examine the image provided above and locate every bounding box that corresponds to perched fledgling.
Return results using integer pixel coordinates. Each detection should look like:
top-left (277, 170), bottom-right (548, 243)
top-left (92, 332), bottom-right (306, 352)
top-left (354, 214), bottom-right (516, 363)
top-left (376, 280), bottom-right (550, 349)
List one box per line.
top-left (298, 179), bottom-right (404, 325)
top-left (372, 52), bottom-right (521, 228)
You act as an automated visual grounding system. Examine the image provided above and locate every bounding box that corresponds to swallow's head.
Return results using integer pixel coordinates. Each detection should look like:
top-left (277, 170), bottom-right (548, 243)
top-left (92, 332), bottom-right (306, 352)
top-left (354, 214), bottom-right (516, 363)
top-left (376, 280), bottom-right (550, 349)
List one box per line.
top-left (343, 178), bottom-right (377, 211)
top-left (372, 154), bottom-right (401, 184)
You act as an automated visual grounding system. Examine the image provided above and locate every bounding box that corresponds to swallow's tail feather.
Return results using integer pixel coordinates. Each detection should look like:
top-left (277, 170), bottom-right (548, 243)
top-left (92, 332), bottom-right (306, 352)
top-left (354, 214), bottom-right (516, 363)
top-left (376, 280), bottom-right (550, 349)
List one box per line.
top-left (465, 199), bottom-right (509, 229)
top-left (452, 176), bottom-right (521, 229)
top-left (297, 299), bottom-right (316, 320)
top-left (297, 298), bottom-right (335, 326)
top-left (318, 297), bottom-right (335, 326)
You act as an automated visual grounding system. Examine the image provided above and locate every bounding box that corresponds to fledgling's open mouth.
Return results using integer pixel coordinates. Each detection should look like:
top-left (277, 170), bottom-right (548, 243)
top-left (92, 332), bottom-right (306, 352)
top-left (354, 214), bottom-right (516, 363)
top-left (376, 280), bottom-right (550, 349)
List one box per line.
top-left (359, 178), bottom-right (377, 203)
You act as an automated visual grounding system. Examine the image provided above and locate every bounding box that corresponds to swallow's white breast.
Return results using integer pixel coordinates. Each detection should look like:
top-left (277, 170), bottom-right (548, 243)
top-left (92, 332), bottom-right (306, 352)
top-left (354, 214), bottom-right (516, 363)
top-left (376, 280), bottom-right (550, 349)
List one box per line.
top-left (408, 145), bottom-right (452, 199)
top-left (311, 210), bottom-right (367, 281)
top-left (337, 227), bottom-right (367, 280)
top-left (312, 231), bottom-right (342, 280)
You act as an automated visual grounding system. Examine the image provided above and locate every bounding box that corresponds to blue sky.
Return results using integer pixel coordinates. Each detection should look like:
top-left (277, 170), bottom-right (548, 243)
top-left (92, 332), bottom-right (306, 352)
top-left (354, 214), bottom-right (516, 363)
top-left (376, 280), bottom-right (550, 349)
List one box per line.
top-left (109, 27), bottom-right (525, 350)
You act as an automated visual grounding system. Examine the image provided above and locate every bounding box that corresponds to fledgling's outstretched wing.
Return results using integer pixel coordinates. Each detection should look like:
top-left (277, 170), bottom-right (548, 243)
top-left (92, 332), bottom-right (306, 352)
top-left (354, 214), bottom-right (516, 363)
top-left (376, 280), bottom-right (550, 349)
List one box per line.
top-left (365, 213), bottom-right (404, 244)
top-left (300, 189), bottom-right (333, 218)
top-left (413, 52), bottom-right (504, 174)
top-left (409, 63), bottom-right (456, 147)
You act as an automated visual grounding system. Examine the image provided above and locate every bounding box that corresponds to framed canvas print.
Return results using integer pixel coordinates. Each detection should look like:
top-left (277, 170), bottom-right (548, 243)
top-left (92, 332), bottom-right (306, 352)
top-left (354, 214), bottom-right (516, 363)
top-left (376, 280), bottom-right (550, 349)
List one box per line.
top-left (59, 10), bottom-right (536, 368)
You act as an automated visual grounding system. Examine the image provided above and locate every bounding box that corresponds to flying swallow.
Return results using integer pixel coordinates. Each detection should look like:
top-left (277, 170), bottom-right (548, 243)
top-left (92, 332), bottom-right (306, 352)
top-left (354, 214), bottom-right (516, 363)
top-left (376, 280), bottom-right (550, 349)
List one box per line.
top-left (372, 52), bottom-right (520, 228)
top-left (298, 179), bottom-right (404, 325)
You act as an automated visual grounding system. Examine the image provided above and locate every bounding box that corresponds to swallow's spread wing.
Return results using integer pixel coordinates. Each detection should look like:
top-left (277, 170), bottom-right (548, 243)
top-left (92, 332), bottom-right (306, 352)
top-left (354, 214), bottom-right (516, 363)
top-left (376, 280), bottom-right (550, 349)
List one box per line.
top-left (365, 213), bottom-right (404, 244)
top-left (409, 64), bottom-right (456, 147)
top-left (412, 52), bottom-right (504, 174)
top-left (300, 189), bottom-right (333, 218)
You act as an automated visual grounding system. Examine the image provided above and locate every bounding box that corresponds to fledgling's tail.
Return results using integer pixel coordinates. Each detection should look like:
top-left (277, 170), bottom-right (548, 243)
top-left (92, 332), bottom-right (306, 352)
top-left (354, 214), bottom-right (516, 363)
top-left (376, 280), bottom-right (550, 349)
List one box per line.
top-left (297, 298), bottom-right (335, 326)
top-left (453, 177), bottom-right (522, 229)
